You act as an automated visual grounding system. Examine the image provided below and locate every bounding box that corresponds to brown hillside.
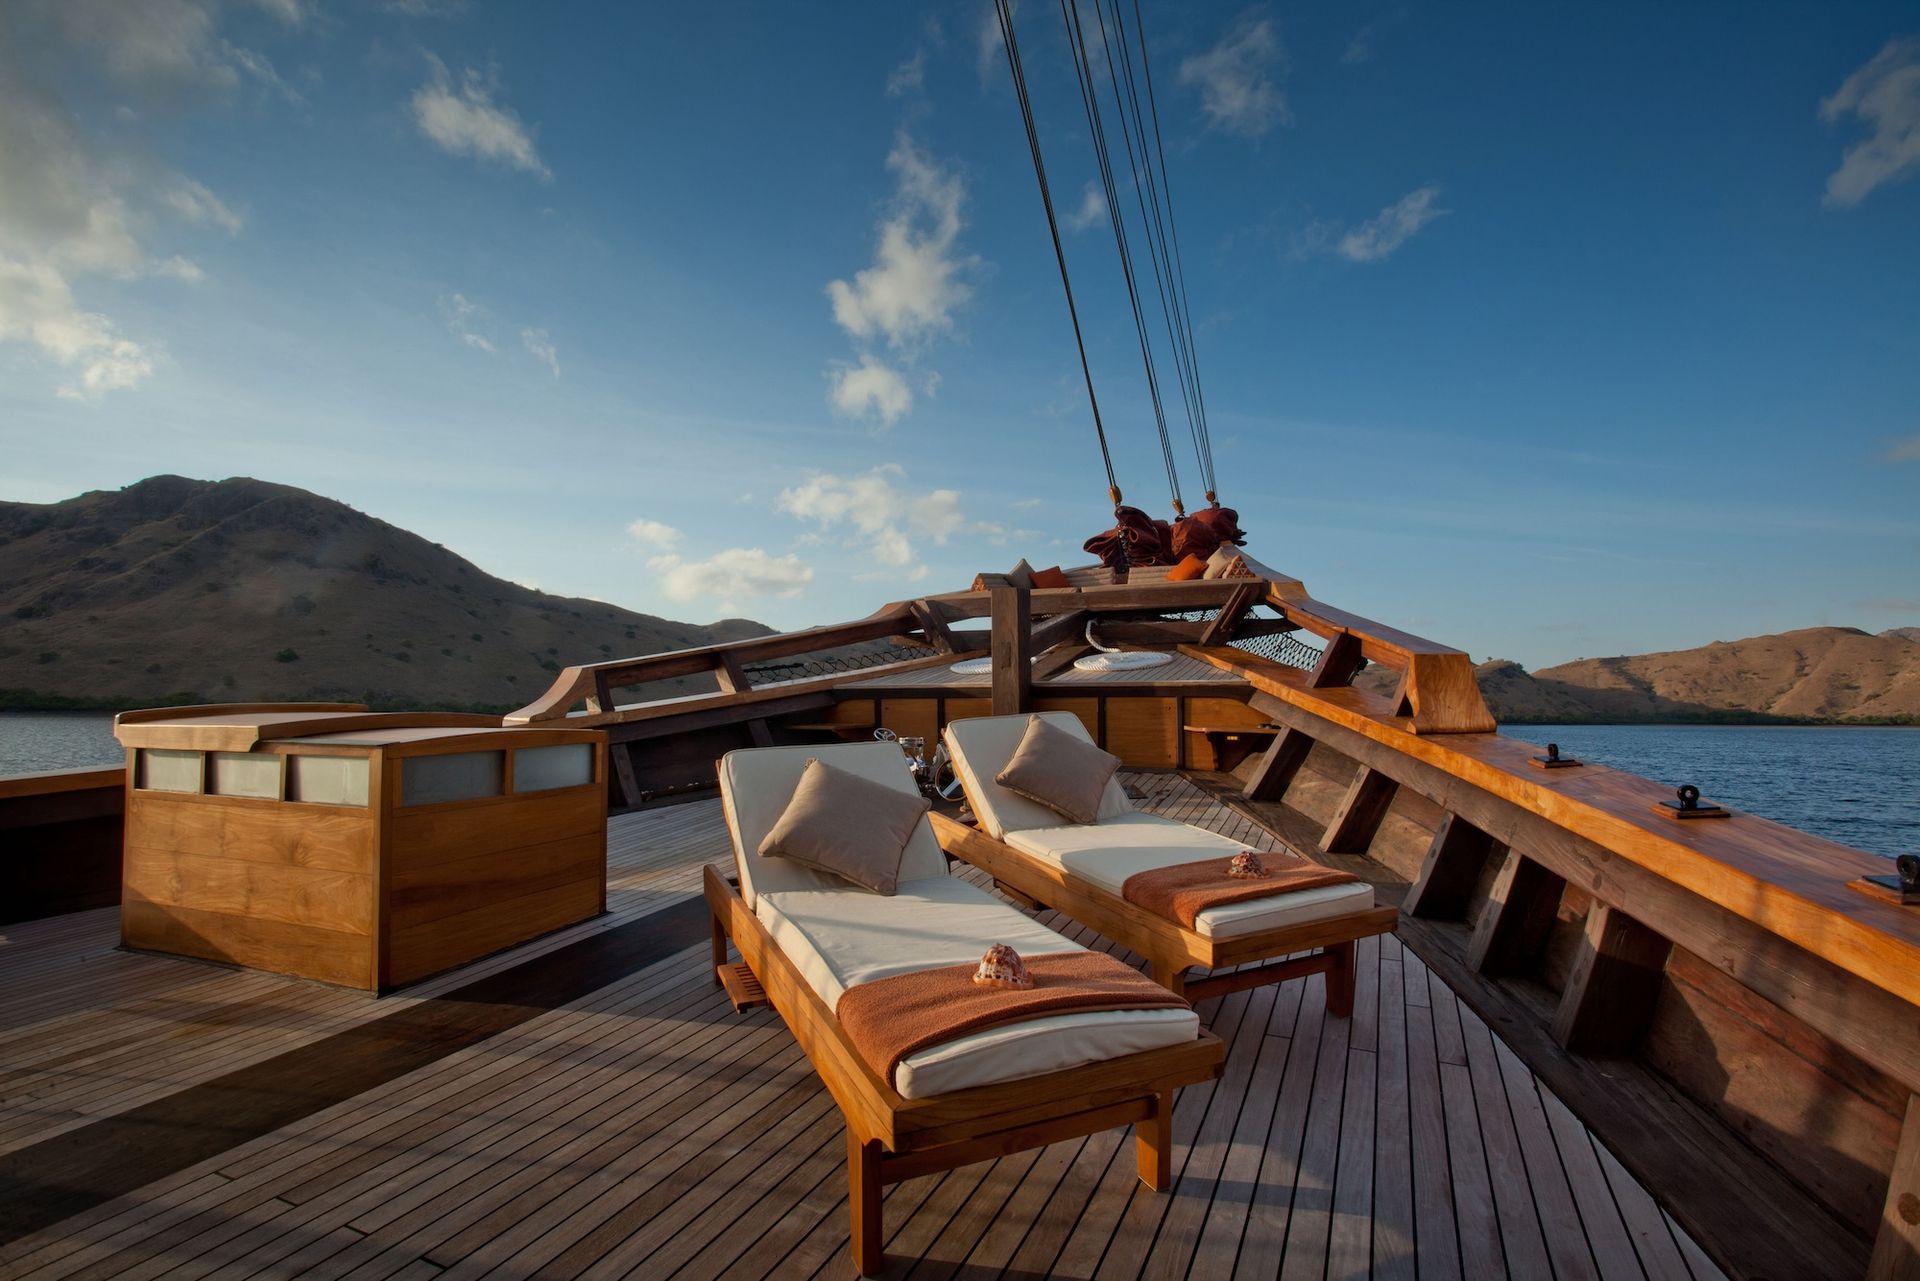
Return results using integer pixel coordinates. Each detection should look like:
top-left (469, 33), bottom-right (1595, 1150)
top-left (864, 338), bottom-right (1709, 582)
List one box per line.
top-left (1530, 627), bottom-right (1920, 722)
top-left (0, 476), bottom-right (772, 712)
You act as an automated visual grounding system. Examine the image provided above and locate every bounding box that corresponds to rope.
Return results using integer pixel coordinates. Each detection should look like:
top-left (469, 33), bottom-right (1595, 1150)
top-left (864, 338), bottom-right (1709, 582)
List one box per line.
top-left (1060, 0), bottom-right (1184, 516)
top-left (1088, 0), bottom-right (1208, 504)
top-left (1112, 0), bottom-right (1218, 501)
top-left (993, 0), bottom-right (1123, 511)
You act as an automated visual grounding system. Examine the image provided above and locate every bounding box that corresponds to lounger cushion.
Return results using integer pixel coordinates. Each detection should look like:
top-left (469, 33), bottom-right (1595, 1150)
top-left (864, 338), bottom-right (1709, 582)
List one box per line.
top-left (756, 874), bottom-right (1199, 1098)
top-left (995, 715), bottom-right (1121, 825)
top-left (1004, 813), bottom-right (1376, 940)
top-left (1203, 545), bottom-right (1245, 579)
top-left (758, 758), bottom-right (930, 895)
top-left (720, 742), bottom-right (947, 907)
top-left (944, 712), bottom-right (1133, 839)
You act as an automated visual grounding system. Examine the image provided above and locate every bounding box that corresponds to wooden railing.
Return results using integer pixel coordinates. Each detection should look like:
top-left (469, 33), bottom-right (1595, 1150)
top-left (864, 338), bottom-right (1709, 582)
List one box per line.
top-left (1, 765), bottom-right (126, 924)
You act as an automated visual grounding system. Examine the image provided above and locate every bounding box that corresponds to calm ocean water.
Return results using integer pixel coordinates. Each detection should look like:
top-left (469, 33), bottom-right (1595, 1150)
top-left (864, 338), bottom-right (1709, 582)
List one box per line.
top-left (1, 712), bottom-right (1913, 858)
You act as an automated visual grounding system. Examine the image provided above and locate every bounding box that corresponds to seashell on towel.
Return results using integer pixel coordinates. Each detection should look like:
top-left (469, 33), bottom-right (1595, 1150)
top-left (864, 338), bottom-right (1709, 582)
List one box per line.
top-left (1227, 851), bottom-right (1270, 879)
top-left (973, 943), bottom-right (1035, 989)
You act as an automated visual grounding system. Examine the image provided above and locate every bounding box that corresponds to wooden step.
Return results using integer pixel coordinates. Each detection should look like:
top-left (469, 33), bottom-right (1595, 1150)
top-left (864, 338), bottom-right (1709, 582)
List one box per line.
top-left (716, 961), bottom-right (769, 1012)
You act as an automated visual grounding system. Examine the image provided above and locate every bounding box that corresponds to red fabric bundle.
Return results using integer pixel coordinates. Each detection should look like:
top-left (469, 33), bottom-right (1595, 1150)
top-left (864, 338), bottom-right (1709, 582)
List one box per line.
top-left (1169, 506), bottom-right (1246, 562)
top-left (1083, 505), bottom-right (1177, 568)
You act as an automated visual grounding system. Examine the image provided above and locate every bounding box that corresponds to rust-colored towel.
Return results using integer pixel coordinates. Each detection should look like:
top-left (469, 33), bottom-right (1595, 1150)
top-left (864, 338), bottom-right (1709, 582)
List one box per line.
top-left (836, 952), bottom-right (1190, 1090)
top-left (1122, 853), bottom-right (1359, 930)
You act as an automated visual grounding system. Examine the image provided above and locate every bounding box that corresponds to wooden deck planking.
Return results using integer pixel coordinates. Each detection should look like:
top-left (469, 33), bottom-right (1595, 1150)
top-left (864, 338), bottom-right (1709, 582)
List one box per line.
top-left (0, 776), bottom-right (1727, 1280)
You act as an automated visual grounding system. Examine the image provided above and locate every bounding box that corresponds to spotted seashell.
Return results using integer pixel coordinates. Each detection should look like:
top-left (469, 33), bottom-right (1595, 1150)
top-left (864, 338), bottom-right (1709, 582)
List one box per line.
top-left (1227, 851), bottom-right (1270, 879)
top-left (973, 943), bottom-right (1035, 989)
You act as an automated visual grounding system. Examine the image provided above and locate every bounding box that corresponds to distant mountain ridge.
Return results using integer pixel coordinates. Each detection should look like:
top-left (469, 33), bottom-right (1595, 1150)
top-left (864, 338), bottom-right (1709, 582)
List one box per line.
top-left (1361, 626), bottom-right (1920, 724)
top-left (0, 476), bottom-right (772, 713)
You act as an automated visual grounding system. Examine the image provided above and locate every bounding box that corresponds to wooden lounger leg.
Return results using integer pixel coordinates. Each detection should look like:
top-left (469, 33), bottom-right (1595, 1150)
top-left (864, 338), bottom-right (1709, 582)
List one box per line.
top-left (1325, 941), bottom-right (1357, 1018)
top-left (1136, 1090), bottom-right (1174, 1191)
top-left (1151, 959), bottom-right (1188, 998)
top-left (710, 913), bottom-right (729, 983)
top-left (849, 1129), bottom-right (884, 1276)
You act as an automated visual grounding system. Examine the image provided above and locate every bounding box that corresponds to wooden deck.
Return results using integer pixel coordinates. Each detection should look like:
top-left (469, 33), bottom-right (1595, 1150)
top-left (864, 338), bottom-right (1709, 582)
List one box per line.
top-left (0, 776), bottom-right (1730, 1279)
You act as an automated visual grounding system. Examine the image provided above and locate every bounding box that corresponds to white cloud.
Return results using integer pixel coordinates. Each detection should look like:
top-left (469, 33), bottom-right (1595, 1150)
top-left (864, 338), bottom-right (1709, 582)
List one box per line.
top-left (162, 177), bottom-right (244, 234)
top-left (778, 464), bottom-right (994, 580)
top-left (626, 518), bottom-right (682, 551)
top-left (1820, 38), bottom-right (1920, 209)
top-left (887, 50), bottom-right (926, 98)
top-left (650, 548), bottom-right (813, 605)
top-left (1341, 23), bottom-right (1376, 65)
top-left (1179, 14), bottom-right (1288, 139)
top-left (34, 0), bottom-right (299, 95)
top-left (410, 56), bottom-right (550, 180)
top-left (0, 258), bottom-right (156, 399)
top-left (152, 255), bottom-right (206, 282)
top-left (977, 1), bottom-right (1007, 86)
top-left (1337, 185), bottom-right (1446, 262)
top-left (1886, 434), bottom-right (1920, 463)
top-left (439, 292), bottom-right (495, 352)
top-left (827, 135), bottom-right (973, 350)
top-left (829, 355), bottom-right (915, 426)
top-left (1065, 181), bottom-right (1107, 233)
top-left (520, 326), bottom-right (559, 377)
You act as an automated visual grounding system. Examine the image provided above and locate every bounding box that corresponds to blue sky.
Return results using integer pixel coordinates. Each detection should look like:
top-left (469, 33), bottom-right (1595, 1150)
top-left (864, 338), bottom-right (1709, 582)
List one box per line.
top-left (1, 1), bottom-right (1916, 670)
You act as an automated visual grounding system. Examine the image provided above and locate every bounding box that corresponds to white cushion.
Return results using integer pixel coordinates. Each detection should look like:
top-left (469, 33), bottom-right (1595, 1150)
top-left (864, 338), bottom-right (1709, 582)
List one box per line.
top-left (1004, 813), bottom-right (1376, 940)
top-left (719, 742), bottom-right (946, 908)
top-left (944, 712), bottom-right (1133, 839)
top-left (757, 875), bottom-right (1198, 1098)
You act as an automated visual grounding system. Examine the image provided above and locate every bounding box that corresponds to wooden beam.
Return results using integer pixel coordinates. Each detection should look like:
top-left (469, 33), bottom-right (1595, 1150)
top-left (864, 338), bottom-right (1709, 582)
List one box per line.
top-left (713, 652), bottom-right (751, 696)
top-left (1552, 903), bottom-right (1672, 1054)
top-left (1870, 1094), bottom-right (1920, 1281)
top-left (1197, 582), bottom-right (1261, 647)
top-left (1243, 727), bottom-right (1312, 803)
top-left (1030, 643), bottom-right (1092, 681)
top-left (1307, 630), bottom-right (1366, 689)
top-left (1321, 765), bottom-right (1397, 854)
top-left (910, 600), bottom-right (960, 655)
top-left (1029, 608), bottom-right (1090, 654)
top-left (608, 741), bottom-right (642, 809)
top-left (989, 584), bottom-right (1033, 716)
top-left (1092, 618), bottom-right (1298, 646)
top-left (1466, 847), bottom-right (1566, 976)
top-left (1403, 813), bottom-right (1503, 920)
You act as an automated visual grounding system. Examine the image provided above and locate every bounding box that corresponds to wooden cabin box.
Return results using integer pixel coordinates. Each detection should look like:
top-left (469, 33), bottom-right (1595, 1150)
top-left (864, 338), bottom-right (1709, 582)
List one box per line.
top-left (114, 708), bottom-right (607, 992)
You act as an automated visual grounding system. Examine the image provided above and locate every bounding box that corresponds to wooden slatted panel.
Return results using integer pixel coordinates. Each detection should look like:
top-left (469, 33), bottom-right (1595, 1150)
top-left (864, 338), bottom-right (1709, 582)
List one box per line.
top-left (0, 781), bottom-right (1727, 1281)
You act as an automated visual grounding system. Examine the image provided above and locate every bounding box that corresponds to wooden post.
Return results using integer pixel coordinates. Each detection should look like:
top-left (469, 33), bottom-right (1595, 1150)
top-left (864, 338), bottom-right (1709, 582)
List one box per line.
top-left (911, 599), bottom-right (959, 654)
top-left (1136, 1091), bottom-right (1173, 1191)
top-left (1307, 630), bottom-right (1365, 688)
top-left (849, 1130), bottom-right (884, 1276)
top-left (1322, 766), bottom-right (1397, 854)
top-left (989, 584), bottom-right (1032, 716)
top-left (1403, 814), bottom-right (1503, 920)
top-left (713, 652), bottom-right (751, 695)
top-left (1244, 727), bottom-right (1313, 802)
top-left (1869, 1094), bottom-right (1920, 1281)
top-left (1466, 847), bottom-right (1566, 976)
top-left (1325, 940), bottom-right (1357, 1017)
top-left (709, 913), bottom-right (728, 982)
top-left (1551, 903), bottom-right (1673, 1054)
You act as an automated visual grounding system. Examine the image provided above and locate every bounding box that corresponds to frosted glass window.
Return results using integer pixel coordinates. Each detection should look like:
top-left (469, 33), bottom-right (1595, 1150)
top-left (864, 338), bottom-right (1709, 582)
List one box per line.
top-left (211, 752), bottom-right (281, 800)
top-left (514, 743), bottom-right (593, 793)
top-left (401, 751), bottom-right (503, 807)
top-left (287, 755), bottom-right (369, 807)
top-left (137, 749), bottom-right (203, 793)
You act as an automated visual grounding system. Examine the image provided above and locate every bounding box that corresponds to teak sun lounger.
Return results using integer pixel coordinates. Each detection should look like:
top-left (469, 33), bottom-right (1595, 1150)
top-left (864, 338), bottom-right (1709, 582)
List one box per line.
top-left (706, 741), bottom-right (1225, 1276)
top-left (937, 712), bottom-right (1400, 1009)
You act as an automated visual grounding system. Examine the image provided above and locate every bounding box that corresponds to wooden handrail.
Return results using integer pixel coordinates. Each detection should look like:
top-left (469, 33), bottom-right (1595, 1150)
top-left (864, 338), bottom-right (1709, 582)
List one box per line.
top-left (1184, 643), bottom-right (1920, 1009)
top-left (505, 608), bottom-right (920, 724)
top-left (0, 765), bottom-right (124, 801)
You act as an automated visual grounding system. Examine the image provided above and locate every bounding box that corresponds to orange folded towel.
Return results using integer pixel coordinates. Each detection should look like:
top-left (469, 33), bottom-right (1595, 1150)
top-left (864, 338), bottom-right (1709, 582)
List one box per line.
top-left (1122, 852), bottom-right (1359, 930)
top-left (836, 951), bottom-right (1189, 1089)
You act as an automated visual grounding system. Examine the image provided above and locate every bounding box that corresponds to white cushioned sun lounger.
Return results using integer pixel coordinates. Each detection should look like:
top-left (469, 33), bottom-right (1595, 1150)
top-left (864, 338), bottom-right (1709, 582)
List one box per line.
top-left (936, 712), bottom-right (1399, 1008)
top-left (704, 740), bottom-right (1222, 1276)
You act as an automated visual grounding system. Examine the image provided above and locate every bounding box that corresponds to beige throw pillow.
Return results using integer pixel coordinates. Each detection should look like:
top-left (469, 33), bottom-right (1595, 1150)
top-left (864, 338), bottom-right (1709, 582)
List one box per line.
top-left (993, 716), bottom-right (1121, 825)
top-left (758, 758), bottom-right (931, 896)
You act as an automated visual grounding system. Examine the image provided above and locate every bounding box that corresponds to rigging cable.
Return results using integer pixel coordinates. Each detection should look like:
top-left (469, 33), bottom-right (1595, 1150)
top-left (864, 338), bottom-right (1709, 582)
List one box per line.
top-left (993, 0), bottom-right (1127, 523)
top-left (1121, 0), bottom-right (1213, 499)
top-left (1087, 0), bottom-right (1208, 504)
top-left (1060, 0), bottom-right (1185, 516)
top-left (1106, 0), bottom-right (1218, 502)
